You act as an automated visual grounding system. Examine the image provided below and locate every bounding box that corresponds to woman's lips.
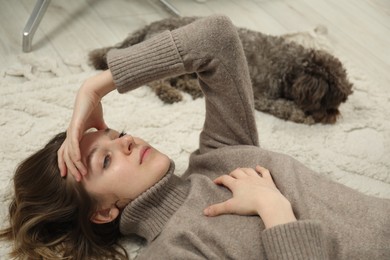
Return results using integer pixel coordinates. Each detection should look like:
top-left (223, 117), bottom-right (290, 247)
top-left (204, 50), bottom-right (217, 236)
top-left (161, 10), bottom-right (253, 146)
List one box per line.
top-left (140, 147), bottom-right (151, 164)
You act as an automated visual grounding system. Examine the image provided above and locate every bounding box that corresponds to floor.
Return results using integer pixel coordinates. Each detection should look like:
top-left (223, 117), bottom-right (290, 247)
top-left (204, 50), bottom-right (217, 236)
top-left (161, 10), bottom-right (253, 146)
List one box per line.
top-left (1, 1), bottom-right (390, 257)
top-left (1, 0), bottom-right (389, 87)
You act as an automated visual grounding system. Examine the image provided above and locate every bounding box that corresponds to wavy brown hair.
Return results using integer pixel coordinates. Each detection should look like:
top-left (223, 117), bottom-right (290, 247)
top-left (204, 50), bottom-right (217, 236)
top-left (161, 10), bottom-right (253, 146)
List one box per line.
top-left (0, 132), bottom-right (128, 259)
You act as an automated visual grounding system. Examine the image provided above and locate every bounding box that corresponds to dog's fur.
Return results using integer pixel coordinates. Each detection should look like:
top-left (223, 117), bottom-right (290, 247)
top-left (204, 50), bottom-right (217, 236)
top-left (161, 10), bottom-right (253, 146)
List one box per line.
top-left (89, 17), bottom-right (353, 124)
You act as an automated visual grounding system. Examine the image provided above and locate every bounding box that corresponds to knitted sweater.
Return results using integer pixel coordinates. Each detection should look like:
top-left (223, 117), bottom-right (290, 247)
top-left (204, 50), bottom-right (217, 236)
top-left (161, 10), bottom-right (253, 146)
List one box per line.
top-left (107, 15), bottom-right (390, 260)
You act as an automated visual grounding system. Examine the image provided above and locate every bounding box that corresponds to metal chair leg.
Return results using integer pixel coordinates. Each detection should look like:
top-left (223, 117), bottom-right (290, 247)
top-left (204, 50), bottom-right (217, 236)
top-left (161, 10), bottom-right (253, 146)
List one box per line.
top-left (22, 0), bottom-right (51, 52)
top-left (159, 0), bottom-right (181, 17)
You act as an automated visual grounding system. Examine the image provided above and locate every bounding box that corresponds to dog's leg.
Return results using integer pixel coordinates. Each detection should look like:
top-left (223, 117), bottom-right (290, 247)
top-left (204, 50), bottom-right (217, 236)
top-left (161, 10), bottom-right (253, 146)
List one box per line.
top-left (254, 97), bottom-right (315, 125)
top-left (148, 79), bottom-right (183, 104)
top-left (171, 74), bottom-right (203, 100)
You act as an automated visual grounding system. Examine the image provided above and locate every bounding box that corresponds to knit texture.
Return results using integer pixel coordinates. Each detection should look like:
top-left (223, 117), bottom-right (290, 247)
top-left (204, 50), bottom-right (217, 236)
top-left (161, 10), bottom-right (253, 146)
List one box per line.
top-left (108, 31), bottom-right (184, 94)
top-left (119, 161), bottom-right (190, 242)
top-left (107, 15), bottom-right (390, 260)
top-left (262, 221), bottom-right (327, 260)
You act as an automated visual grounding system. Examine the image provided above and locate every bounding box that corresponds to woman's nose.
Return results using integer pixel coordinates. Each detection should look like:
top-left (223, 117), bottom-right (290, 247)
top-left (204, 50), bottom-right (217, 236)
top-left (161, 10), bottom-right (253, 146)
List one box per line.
top-left (119, 135), bottom-right (134, 154)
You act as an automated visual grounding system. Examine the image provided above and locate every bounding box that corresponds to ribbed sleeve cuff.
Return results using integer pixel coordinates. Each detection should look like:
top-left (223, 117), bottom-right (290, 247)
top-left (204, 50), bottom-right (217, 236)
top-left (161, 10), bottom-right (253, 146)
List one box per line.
top-left (262, 220), bottom-right (328, 260)
top-left (107, 30), bottom-right (185, 93)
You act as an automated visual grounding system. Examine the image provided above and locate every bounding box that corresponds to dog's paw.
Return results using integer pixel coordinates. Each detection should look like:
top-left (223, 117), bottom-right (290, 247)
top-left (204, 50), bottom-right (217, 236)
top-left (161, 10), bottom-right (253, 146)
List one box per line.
top-left (172, 75), bottom-right (203, 100)
top-left (149, 80), bottom-right (183, 104)
top-left (288, 108), bottom-right (316, 125)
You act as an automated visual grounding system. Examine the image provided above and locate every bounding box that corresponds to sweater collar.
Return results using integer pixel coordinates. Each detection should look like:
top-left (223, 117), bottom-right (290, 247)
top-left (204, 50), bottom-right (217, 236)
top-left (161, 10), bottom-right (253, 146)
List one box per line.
top-left (119, 161), bottom-right (189, 242)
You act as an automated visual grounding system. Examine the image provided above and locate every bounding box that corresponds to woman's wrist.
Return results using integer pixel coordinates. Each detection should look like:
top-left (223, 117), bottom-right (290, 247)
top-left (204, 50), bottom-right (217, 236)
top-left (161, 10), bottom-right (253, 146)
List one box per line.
top-left (258, 198), bottom-right (297, 229)
top-left (84, 70), bottom-right (116, 99)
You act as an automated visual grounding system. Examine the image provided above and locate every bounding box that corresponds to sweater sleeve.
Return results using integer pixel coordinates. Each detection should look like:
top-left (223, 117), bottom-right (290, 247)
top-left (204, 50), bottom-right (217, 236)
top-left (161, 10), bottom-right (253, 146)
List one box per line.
top-left (107, 15), bottom-right (259, 154)
top-left (262, 220), bottom-right (328, 260)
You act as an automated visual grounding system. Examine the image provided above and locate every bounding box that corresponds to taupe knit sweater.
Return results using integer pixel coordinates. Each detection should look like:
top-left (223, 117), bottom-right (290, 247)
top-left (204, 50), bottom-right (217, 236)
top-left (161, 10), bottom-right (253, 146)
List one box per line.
top-left (107, 15), bottom-right (390, 260)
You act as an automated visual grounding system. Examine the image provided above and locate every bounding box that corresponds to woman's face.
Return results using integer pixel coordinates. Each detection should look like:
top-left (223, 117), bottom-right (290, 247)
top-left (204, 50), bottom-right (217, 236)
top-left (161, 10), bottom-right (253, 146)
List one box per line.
top-left (79, 128), bottom-right (170, 209)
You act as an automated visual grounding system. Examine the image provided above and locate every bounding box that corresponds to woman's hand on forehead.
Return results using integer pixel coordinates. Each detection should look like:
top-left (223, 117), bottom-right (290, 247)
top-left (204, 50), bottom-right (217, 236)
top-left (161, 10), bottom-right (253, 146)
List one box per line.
top-left (58, 70), bottom-right (116, 181)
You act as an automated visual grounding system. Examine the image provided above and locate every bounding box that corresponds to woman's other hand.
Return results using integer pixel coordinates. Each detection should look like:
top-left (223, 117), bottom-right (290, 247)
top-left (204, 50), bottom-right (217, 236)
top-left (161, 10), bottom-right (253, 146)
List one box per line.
top-left (58, 70), bottom-right (116, 181)
top-left (204, 166), bottom-right (297, 229)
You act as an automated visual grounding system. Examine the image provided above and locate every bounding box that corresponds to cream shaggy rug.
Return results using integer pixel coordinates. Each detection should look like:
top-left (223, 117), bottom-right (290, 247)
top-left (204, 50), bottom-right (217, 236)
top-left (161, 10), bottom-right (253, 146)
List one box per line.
top-left (1, 27), bottom-right (389, 257)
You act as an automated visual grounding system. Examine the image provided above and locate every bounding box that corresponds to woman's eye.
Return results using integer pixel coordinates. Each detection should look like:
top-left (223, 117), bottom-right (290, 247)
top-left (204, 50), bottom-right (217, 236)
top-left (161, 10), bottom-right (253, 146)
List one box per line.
top-left (103, 155), bottom-right (111, 169)
top-left (119, 131), bottom-right (126, 138)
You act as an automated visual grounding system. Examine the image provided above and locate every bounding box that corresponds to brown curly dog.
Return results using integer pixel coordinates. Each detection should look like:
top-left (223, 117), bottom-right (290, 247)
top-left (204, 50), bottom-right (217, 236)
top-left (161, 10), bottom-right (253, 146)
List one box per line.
top-left (89, 17), bottom-right (353, 124)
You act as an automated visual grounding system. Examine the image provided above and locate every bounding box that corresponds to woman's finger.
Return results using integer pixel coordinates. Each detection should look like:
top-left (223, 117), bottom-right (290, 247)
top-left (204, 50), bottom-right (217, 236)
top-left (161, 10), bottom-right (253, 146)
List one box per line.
top-left (213, 175), bottom-right (236, 189)
top-left (74, 160), bottom-right (87, 177)
top-left (229, 168), bottom-right (247, 179)
top-left (64, 152), bottom-right (82, 182)
top-left (70, 143), bottom-right (86, 176)
top-left (204, 199), bottom-right (235, 217)
top-left (57, 144), bottom-right (67, 177)
top-left (68, 166), bottom-right (82, 182)
top-left (240, 167), bottom-right (259, 177)
top-left (68, 130), bottom-right (87, 176)
top-left (256, 165), bottom-right (271, 178)
top-left (256, 165), bottom-right (278, 189)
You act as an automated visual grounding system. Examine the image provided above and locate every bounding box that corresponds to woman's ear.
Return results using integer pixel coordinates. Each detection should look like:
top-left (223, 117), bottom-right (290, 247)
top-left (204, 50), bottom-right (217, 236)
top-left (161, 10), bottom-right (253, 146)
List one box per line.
top-left (90, 206), bottom-right (120, 224)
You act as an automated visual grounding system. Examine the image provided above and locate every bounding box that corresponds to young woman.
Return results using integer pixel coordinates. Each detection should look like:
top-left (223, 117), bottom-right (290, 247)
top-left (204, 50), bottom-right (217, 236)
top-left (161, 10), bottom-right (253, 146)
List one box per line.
top-left (1, 15), bottom-right (389, 259)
